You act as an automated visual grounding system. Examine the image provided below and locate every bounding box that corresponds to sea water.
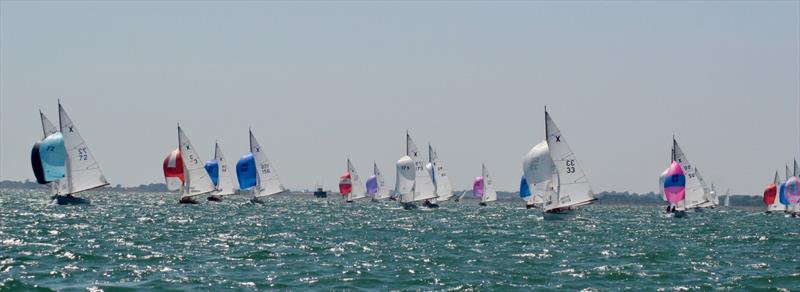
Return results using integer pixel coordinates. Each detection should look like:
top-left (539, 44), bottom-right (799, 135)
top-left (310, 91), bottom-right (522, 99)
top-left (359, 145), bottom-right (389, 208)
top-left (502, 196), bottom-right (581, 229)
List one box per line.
top-left (1, 190), bottom-right (798, 290)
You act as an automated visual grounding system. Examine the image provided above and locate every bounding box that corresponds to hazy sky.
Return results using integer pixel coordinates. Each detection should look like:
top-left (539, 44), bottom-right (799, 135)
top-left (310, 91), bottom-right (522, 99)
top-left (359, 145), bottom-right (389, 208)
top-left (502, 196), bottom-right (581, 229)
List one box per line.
top-left (1, 1), bottom-right (799, 195)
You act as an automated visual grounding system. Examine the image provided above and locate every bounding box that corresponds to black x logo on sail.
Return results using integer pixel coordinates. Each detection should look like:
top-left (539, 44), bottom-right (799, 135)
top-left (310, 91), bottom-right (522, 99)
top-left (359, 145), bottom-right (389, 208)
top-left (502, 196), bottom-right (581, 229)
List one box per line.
top-left (555, 135), bottom-right (561, 142)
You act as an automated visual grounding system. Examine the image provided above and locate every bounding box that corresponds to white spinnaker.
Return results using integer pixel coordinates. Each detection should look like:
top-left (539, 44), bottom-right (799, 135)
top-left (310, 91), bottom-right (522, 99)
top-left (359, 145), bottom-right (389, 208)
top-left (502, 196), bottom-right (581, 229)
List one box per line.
top-left (347, 158), bottom-right (366, 200)
top-left (250, 130), bottom-right (286, 197)
top-left (214, 142), bottom-right (236, 195)
top-left (407, 133), bottom-right (437, 202)
top-left (768, 171), bottom-right (786, 212)
top-left (723, 189), bottom-right (730, 207)
top-left (428, 144), bottom-right (454, 201)
top-left (57, 103), bottom-right (109, 195)
top-left (374, 162), bottom-right (390, 199)
top-left (710, 183), bottom-right (719, 206)
top-left (544, 111), bottom-right (594, 210)
top-left (178, 126), bottom-right (215, 198)
top-left (40, 111), bottom-right (61, 195)
top-left (659, 168), bottom-right (669, 202)
top-left (482, 164), bottom-right (498, 203)
top-left (523, 140), bottom-right (554, 205)
top-left (672, 140), bottom-right (708, 208)
top-left (395, 155), bottom-right (415, 203)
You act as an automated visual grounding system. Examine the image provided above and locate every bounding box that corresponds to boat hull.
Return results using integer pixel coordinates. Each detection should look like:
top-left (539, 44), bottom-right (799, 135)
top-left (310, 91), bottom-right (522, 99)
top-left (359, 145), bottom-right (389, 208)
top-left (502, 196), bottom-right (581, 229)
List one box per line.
top-left (543, 208), bottom-right (576, 220)
top-left (423, 201), bottom-right (439, 208)
top-left (51, 195), bottom-right (90, 205)
top-left (250, 197), bottom-right (266, 204)
top-left (402, 202), bottom-right (418, 210)
top-left (672, 210), bottom-right (688, 218)
top-left (179, 197), bottom-right (199, 204)
top-left (207, 195), bottom-right (223, 202)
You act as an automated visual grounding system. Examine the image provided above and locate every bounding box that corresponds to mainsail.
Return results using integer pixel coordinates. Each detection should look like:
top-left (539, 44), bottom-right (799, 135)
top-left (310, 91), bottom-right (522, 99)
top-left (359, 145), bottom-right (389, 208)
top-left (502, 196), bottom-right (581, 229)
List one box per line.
top-left (371, 162), bottom-right (391, 199)
top-left (249, 130), bottom-right (286, 197)
top-left (346, 158), bottom-right (366, 200)
top-left (57, 103), bottom-right (109, 195)
top-left (213, 142), bottom-right (235, 195)
top-left (672, 139), bottom-right (708, 208)
top-left (407, 133), bottom-right (437, 202)
top-left (544, 110), bottom-right (594, 211)
top-left (428, 144), bottom-right (454, 201)
top-left (177, 126), bottom-right (215, 198)
top-left (481, 164), bottom-right (498, 203)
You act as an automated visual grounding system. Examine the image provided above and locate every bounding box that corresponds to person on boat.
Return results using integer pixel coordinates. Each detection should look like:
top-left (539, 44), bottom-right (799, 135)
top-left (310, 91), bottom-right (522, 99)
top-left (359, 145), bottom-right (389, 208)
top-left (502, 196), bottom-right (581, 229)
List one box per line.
top-left (665, 205), bottom-right (672, 213)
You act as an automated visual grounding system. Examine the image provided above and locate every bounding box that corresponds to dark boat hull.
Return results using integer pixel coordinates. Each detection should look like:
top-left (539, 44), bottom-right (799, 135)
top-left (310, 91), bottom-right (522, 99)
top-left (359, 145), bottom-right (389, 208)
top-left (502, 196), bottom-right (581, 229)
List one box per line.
top-left (207, 195), bottom-right (223, 202)
top-left (51, 195), bottom-right (90, 205)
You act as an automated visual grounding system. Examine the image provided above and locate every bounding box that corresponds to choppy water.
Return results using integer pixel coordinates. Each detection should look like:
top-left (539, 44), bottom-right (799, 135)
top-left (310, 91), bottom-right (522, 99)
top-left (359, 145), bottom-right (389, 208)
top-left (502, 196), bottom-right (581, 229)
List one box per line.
top-left (1, 190), bottom-right (798, 291)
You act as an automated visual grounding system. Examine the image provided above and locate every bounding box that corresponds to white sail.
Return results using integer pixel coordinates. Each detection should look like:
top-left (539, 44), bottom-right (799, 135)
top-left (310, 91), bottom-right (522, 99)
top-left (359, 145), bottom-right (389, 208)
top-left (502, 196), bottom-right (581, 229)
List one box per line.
top-left (407, 133), bottom-right (437, 202)
top-left (710, 183), bottom-right (719, 206)
top-left (659, 168), bottom-right (669, 202)
top-left (768, 171), bottom-right (787, 212)
top-left (395, 155), bottom-right (415, 203)
top-left (346, 158), bottom-right (367, 200)
top-left (57, 103), bottom-right (109, 195)
top-left (40, 111), bottom-right (59, 138)
top-left (40, 111), bottom-right (61, 195)
top-left (795, 159), bottom-right (799, 177)
top-left (178, 126), bottom-right (215, 198)
top-left (723, 188), bottom-right (730, 207)
top-left (428, 144), bottom-right (454, 201)
top-left (523, 140), bottom-right (554, 205)
top-left (481, 164), bottom-right (498, 203)
top-left (672, 139), bottom-right (707, 208)
top-left (695, 168), bottom-right (715, 208)
top-left (544, 110), bottom-right (594, 210)
top-left (374, 162), bottom-right (391, 199)
top-left (214, 142), bottom-right (236, 196)
top-left (250, 130), bottom-right (286, 197)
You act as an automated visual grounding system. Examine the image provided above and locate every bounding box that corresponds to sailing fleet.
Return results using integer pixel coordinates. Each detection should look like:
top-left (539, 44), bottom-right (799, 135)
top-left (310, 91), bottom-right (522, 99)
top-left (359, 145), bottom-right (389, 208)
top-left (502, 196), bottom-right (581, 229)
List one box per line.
top-left (28, 102), bottom-right (800, 220)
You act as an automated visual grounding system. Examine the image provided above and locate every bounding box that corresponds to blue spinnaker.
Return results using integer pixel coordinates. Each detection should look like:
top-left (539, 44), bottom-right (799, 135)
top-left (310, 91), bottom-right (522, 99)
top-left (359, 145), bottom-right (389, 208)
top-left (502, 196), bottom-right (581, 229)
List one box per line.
top-left (236, 153), bottom-right (257, 189)
top-left (519, 176), bottom-right (531, 198)
top-left (779, 182), bottom-right (788, 205)
top-left (39, 132), bottom-right (66, 182)
top-left (205, 160), bottom-right (219, 186)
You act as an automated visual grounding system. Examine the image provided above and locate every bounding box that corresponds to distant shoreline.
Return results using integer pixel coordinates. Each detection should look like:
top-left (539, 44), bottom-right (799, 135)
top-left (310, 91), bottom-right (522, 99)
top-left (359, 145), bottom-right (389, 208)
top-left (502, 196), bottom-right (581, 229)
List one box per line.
top-left (1, 180), bottom-right (765, 207)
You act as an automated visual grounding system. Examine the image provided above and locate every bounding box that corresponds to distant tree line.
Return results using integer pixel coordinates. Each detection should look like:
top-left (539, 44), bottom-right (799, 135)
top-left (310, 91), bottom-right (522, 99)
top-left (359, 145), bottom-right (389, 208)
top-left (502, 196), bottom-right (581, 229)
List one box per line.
top-left (1, 180), bottom-right (764, 206)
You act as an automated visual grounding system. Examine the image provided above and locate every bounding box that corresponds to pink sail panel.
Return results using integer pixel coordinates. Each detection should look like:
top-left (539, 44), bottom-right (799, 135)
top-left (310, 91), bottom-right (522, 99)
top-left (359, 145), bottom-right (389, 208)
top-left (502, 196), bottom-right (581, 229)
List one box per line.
top-left (339, 172), bottom-right (352, 196)
top-left (663, 161), bottom-right (686, 204)
top-left (786, 176), bottom-right (800, 204)
top-left (473, 176), bottom-right (485, 198)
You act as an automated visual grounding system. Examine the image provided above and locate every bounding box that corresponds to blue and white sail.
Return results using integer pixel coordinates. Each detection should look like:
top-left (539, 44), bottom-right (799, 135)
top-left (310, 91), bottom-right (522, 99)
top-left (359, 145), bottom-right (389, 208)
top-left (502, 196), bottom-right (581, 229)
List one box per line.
top-left (522, 140), bottom-right (553, 206)
top-left (210, 142), bottom-right (236, 196)
top-left (371, 162), bottom-right (391, 200)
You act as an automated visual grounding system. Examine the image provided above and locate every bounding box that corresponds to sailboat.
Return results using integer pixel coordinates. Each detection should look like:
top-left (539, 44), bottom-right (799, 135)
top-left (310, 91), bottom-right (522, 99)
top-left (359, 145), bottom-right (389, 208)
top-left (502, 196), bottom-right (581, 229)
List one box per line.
top-left (204, 142), bottom-right (236, 202)
top-left (340, 158), bottom-right (366, 203)
top-left (723, 188), bottom-right (731, 207)
top-left (426, 144), bottom-right (454, 204)
top-left (778, 165), bottom-right (790, 212)
top-left (366, 162), bottom-right (391, 201)
top-left (664, 161), bottom-right (688, 218)
top-left (764, 171), bottom-right (784, 213)
top-left (522, 140), bottom-right (552, 209)
top-left (238, 129), bottom-right (287, 204)
top-left (167, 125), bottom-right (216, 204)
top-left (786, 163), bottom-right (800, 217)
top-left (395, 132), bottom-right (438, 210)
top-left (541, 109), bottom-right (596, 220)
top-left (31, 103), bottom-right (110, 205)
top-left (671, 138), bottom-right (709, 211)
top-left (473, 164), bottom-right (498, 206)
top-left (695, 169), bottom-right (715, 210)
